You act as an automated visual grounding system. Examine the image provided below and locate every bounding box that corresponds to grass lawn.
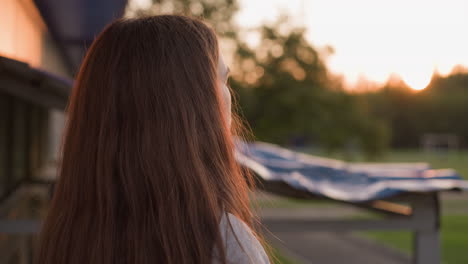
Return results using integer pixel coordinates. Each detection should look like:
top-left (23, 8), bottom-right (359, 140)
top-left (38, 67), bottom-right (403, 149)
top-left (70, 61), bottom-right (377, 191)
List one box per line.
top-left (260, 198), bottom-right (468, 264)
top-left (307, 148), bottom-right (468, 180)
top-left (314, 149), bottom-right (468, 263)
top-left (376, 150), bottom-right (468, 180)
top-left (256, 149), bottom-right (468, 263)
top-left (360, 214), bottom-right (468, 264)
top-left (267, 245), bottom-right (301, 264)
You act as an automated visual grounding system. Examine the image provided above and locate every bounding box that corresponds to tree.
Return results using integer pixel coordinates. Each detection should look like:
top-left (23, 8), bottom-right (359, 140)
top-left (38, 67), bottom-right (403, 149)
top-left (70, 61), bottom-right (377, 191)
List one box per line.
top-left (231, 18), bottom-right (389, 157)
top-left (360, 70), bottom-right (468, 149)
top-left (127, 4), bottom-right (390, 157)
top-left (126, 0), bottom-right (240, 39)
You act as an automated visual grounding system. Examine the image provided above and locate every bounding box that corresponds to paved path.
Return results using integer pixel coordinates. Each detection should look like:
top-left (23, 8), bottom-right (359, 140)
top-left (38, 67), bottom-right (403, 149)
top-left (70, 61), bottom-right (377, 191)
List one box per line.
top-left (264, 229), bottom-right (410, 264)
top-left (254, 189), bottom-right (468, 263)
top-left (259, 207), bottom-right (411, 264)
top-left (254, 192), bottom-right (413, 263)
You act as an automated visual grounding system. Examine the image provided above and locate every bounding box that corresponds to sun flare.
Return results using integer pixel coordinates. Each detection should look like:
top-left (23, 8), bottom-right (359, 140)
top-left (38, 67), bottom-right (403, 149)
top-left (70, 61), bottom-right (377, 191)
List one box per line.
top-left (402, 74), bottom-right (432, 91)
top-left (236, 0), bottom-right (468, 90)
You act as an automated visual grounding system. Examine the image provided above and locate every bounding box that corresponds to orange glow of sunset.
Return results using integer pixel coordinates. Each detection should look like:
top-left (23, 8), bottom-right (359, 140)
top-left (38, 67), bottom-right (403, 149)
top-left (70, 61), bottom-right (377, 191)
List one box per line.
top-left (0, 0), bottom-right (44, 67)
top-left (235, 0), bottom-right (468, 91)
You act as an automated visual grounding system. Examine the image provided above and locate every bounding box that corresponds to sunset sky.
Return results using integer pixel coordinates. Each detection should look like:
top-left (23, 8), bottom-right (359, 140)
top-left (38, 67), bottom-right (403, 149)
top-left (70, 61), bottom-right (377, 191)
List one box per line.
top-left (130, 0), bottom-right (468, 90)
top-left (236, 0), bottom-right (468, 90)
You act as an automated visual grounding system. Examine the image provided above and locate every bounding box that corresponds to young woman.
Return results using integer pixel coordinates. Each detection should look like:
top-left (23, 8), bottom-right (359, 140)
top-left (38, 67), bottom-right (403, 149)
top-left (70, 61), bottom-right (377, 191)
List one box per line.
top-left (36, 15), bottom-right (270, 264)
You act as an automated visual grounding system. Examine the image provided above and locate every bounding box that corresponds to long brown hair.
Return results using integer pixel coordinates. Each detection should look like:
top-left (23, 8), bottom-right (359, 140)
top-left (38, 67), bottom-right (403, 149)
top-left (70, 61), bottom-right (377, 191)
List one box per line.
top-left (36, 15), bottom-right (258, 264)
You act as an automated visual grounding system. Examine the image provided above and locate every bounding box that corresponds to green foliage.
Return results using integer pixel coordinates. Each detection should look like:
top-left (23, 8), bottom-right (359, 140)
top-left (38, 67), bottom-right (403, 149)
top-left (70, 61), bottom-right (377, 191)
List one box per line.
top-left (130, 2), bottom-right (390, 158)
top-left (361, 72), bottom-right (468, 148)
top-left (231, 18), bottom-right (388, 158)
top-left (128, 0), bottom-right (240, 39)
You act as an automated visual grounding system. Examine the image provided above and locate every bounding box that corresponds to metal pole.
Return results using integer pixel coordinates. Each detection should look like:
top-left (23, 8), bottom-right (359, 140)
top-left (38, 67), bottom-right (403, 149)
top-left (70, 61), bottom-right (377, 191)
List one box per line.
top-left (412, 193), bottom-right (441, 264)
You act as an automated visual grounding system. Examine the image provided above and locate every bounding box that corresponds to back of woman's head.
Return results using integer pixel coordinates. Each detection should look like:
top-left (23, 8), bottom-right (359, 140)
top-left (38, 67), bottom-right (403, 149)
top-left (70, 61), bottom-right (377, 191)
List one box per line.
top-left (36, 15), bottom-right (255, 264)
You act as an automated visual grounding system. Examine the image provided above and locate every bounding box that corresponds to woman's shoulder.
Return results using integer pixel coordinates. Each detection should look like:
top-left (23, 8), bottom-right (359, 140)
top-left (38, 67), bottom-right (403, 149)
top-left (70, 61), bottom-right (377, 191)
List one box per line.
top-left (218, 213), bottom-right (270, 264)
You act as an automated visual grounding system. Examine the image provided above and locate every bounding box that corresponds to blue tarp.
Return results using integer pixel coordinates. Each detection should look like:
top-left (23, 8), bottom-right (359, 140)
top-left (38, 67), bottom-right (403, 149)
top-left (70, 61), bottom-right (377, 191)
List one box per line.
top-left (236, 141), bottom-right (468, 202)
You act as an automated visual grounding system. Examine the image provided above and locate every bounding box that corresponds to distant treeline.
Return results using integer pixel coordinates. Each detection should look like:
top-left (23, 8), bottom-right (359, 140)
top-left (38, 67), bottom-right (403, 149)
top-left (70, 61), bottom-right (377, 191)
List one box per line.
top-left (360, 72), bottom-right (468, 149)
top-left (132, 0), bottom-right (468, 157)
top-left (230, 20), bottom-right (389, 159)
top-left (230, 19), bottom-right (468, 156)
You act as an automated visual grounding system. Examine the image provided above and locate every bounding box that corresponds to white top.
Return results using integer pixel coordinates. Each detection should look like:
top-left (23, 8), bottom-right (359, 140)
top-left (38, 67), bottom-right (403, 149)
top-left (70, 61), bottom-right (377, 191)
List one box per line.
top-left (214, 213), bottom-right (270, 264)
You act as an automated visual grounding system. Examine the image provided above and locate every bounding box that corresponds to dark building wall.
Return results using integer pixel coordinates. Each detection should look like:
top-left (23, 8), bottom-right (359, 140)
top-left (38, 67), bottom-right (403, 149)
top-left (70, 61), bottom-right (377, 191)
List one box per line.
top-left (0, 0), bottom-right (127, 262)
top-left (0, 0), bottom-right (70, 262)
top-left (0, 91), bottom-right (51, 263)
